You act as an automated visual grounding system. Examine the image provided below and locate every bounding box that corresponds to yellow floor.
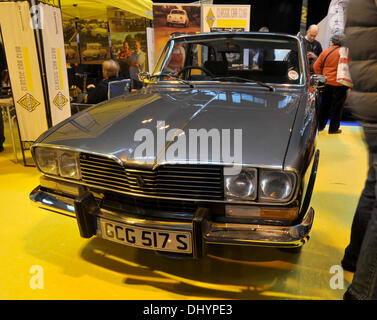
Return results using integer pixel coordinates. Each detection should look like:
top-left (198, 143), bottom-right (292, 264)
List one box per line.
top-left (0, 122), bottom-right (367, 300)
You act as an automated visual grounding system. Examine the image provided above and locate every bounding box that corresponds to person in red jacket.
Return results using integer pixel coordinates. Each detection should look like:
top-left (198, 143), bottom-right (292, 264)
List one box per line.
top-left (313, 34), bottom-right (348, 134)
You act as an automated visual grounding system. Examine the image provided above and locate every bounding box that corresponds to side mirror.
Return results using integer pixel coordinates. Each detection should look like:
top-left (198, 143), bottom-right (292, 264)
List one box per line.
top-left (138, 72), bottom-right (151, 82)
top-left (310, 74), bottom-right (327, 87)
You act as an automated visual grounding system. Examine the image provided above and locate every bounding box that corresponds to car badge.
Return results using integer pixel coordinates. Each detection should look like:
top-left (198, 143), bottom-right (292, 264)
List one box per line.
top-left (136, 176), bottom-right (145, 187)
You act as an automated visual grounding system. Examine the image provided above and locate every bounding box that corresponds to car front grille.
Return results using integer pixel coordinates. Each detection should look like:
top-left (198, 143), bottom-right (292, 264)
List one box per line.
top-left (79, 153), bottom-right (224, 200)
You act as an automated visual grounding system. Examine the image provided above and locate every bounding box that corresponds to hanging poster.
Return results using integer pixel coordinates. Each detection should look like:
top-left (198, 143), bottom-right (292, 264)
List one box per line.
top-left (39, 1), bottom-right (71, 126)
top-left (77, 18), bottom-right (110, 64)
top-left (201, 5), bottom-right (250, 33)
top-left (62, 18), bottom-right (79, 65)
top-left (108, 7), bottom-right (149, 77)
top-left (0, 1), bottom-right (48, 141)
top-left (153, 4), bottom-right (201, 62)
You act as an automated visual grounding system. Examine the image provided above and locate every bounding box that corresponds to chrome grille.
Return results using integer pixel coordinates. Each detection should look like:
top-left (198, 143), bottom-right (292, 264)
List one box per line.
top-left (79, 153), bottom-right (224, 200)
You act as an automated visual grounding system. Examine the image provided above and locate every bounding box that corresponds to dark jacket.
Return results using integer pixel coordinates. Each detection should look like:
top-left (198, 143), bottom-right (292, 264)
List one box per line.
top-left (86, 75), bottom-right (123, 104)
top-left (345, 0), bottom-right (377, 122)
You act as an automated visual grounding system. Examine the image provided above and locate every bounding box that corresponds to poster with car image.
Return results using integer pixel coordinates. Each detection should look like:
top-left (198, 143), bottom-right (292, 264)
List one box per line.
top-left (77, 19), bottom-right (110, 64)
top-left (62, 19), bottom-right (79, 65)
top-left (153, 4), bottom-right (201, 63)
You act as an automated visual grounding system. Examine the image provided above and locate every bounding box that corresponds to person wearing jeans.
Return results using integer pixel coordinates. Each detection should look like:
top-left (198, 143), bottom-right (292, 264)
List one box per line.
top-left (343, 124), bottom-right (377, 299)
top-left (341, 0), bottom-right (377, 300)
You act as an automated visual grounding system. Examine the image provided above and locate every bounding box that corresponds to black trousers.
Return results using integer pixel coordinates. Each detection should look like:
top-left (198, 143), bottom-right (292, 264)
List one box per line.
top-left (0, 109), bottom-right (4, 148)
top-left (318, 84), bottom-right (348, 133)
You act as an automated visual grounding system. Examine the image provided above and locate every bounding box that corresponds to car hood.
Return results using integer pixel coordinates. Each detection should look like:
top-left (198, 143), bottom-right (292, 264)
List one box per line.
top-left (38, 86), bottom-right (303, 169)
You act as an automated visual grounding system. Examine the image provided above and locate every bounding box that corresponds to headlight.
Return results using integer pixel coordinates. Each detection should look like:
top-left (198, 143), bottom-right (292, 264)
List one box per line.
top-left (224, 168), bottom-right (257, 200)
top-left (34, 147), bottom-right (80, 180)
top-left (35, 147), bottom-right (58, 175)
top-left (59, 152), bottom-right (80, 179)
top-left (259, 170), bottom-right (296, 202)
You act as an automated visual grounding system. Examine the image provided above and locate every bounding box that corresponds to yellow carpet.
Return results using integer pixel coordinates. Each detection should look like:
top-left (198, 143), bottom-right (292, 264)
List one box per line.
top-left (0, 123), bottom-right (367, 300)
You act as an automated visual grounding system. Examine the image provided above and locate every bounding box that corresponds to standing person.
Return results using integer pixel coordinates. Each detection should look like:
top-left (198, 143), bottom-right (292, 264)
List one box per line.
top-left (0, 107), bottom-right (4, 152)
top-left (117, 40), bottom-right (131, 60)
top-left (164, 41), bottom-right (186, 74)
top-left (341, 0), bottom-right (377, 300)
top-left (0, 41), bottom-right (7, 152)
top-left (313, 34), bottom-right (349, 134)
top-left (117, 40), bottom-right (131, 79)
top-left (129, 40), bottom-right (146, 90)
top-left (306, 24), bottom-right (323, 73)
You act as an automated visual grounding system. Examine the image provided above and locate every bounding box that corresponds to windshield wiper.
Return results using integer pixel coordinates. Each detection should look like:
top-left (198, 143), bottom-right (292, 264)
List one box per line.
top-left (150, 72), bottom-right (194, 88)
top-left (210, 76), bottom-right (274, 91)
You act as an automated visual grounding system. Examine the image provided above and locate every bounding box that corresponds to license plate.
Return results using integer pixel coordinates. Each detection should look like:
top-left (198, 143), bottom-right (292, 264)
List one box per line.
top-left (97, 218), bottom-right (192, 254)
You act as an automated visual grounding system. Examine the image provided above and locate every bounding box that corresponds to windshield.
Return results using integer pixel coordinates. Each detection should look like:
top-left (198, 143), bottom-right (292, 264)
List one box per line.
top-left (154, 34), bottom-right (304, 85)
top-left (171, 10), bottom-right (185, 14)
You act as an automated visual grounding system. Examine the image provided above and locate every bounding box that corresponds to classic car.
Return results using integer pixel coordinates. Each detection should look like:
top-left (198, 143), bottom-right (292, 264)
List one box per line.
top-left (30, 32), bottom-right (324, 258)
top-left (167, 9), bottom-right (189, 27)
top-left (64, 44), bottom-right (77, 60)
top-left (82, 43), bottom-right (107, 61)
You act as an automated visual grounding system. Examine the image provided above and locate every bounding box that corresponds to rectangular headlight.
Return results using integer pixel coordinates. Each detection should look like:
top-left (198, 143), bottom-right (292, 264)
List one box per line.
top-left (35, 147), bottom-right (58, 175)
top-left (224, 167), bottom-right (257, 201)
top-left (59, 151), bottom-right (80, 179)
top-left (34, 147), bottom-right (80, 180)
top-left (259, 169), bottom-right (296, 202)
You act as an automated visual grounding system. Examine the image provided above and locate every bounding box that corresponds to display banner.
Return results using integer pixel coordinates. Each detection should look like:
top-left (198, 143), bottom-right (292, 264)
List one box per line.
top-left (201, 5), bottom-right (250, 33)
top-left (39, 2), bottom-right (71, 126)
top-left (146, 27), bottom-right (154, 73)
top-left (321, 0), bottom-right (348, 49)
top-left (153, 4), bottom-right (201, 62)
top-left (0, 1), bottom-right (48, 141)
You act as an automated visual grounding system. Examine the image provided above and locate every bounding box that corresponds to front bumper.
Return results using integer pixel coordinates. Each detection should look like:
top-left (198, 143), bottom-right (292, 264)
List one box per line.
top-left (30, 186), bottom-right (315, 258)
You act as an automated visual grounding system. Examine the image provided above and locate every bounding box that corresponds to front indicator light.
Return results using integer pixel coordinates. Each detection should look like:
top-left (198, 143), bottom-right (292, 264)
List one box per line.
top-left (226, 205), bottom-right (299, 220)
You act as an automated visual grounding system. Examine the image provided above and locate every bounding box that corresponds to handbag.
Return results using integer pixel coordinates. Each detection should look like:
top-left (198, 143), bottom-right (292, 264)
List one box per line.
top-left (336, 47), bottom-right (353, 88)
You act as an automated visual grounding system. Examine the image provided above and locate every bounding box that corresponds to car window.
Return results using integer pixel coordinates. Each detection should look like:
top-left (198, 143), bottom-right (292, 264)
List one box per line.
top-left (158, 35), bottom-right (303, 85)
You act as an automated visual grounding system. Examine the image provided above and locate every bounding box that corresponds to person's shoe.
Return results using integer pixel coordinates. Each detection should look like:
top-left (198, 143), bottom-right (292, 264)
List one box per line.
top-left (343, 289), bottom-right (358, 300)
top-left (0, 145), bottom-right (4, 152)
top-left (329, 129), bottom-right (342, 134)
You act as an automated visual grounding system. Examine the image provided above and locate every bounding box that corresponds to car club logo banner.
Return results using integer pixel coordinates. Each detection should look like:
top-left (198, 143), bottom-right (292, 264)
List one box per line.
top-left (39, 1), bottom-right (71, 126)
top-left (0, 0), bottom-right (48, 141)
top-left (201, 5), bottom-right (250, 33)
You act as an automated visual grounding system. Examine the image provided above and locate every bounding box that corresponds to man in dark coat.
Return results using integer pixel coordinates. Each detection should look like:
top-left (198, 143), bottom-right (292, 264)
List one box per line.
top-left (342, 0), bottom-right (377, 300)
top-left (85, 60), bottom-right (124, 104)
top-left (306, 24), bottom-right (323, 74)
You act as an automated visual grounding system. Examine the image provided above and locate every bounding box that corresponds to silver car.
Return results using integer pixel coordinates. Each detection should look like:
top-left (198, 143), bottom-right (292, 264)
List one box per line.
top-left (30, 32), bottom-right (324, 258)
